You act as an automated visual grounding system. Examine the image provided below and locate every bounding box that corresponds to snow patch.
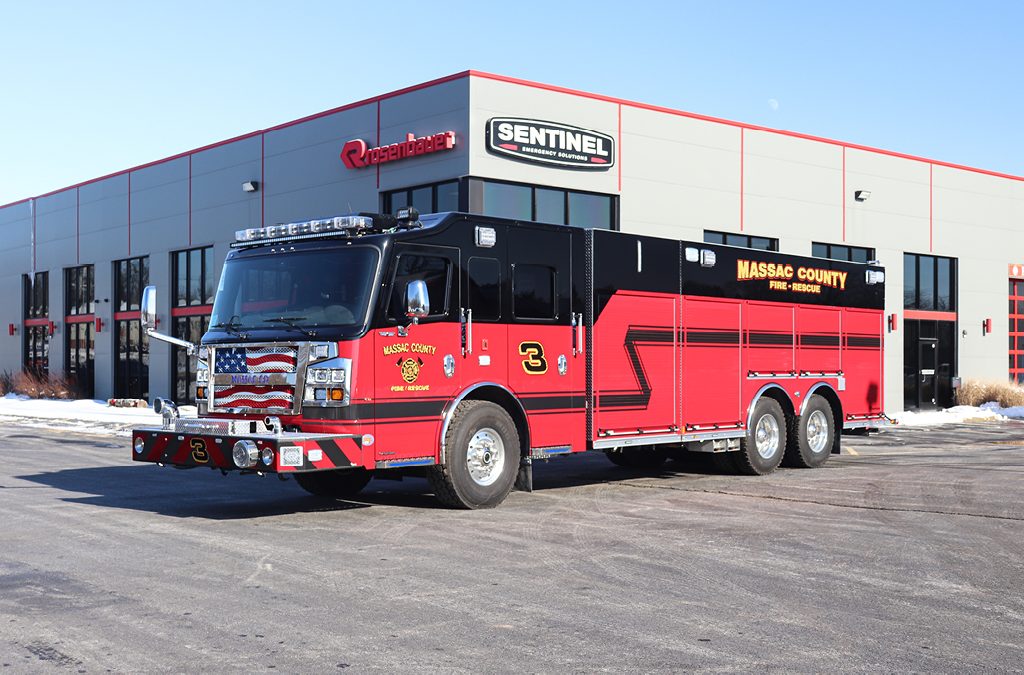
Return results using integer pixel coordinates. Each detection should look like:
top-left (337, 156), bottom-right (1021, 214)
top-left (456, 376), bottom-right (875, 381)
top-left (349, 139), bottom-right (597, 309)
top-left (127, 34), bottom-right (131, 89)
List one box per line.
top-left (894, 403), bottom-right (1024, 427)
top-left (0, 397), bottom-right (195, 437)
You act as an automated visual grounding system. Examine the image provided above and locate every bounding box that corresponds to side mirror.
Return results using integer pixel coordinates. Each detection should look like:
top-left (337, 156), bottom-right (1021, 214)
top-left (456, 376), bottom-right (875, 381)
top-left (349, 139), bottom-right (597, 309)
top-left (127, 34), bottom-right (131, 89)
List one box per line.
top-left (141, 285), bottom-right (158, 331)
top-left (405, 279), bottom-right (430, 323)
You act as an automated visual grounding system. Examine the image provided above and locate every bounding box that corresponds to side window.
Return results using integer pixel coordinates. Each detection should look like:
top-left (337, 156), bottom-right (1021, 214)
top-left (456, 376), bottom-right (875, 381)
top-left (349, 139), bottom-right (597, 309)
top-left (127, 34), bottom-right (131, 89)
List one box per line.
top-left (389, 254), bottom-right (450, 321)
top-left (468, 257), bottom-right (500, 322)
top-left (513, 264), bottom-right (556, 320)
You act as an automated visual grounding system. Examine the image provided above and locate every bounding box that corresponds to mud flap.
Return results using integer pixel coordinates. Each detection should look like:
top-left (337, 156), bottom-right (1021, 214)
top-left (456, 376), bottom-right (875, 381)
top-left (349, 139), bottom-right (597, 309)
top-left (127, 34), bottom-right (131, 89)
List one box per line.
top-left (515, 456), bottom-right (533, 492)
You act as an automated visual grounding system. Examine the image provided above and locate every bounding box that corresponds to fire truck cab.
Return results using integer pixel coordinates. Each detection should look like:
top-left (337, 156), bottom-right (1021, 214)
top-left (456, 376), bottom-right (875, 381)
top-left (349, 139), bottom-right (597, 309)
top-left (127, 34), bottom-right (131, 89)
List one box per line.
top-left (132, 209), bottom-right (887, 508)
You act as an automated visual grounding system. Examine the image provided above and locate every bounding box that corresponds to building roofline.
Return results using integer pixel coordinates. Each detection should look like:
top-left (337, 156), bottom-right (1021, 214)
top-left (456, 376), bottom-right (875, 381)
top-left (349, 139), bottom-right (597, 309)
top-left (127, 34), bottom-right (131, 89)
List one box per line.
top-left (2, 68), bottom-right (1019, 211)
top-left (466, 70), bottom-right (1023, 184)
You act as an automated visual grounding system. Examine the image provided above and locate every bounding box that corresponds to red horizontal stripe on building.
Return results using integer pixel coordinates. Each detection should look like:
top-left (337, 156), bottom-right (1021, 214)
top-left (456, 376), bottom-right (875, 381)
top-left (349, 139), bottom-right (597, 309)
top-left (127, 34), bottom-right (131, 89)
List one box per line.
top-left (65, 314), bottom-right (95, 324)
top-left (23, 318), bottom-right (50, 327)
top-left (170, 305), bottom-right (212, 317)
top-left (903, 310), bottom-right (957, 321)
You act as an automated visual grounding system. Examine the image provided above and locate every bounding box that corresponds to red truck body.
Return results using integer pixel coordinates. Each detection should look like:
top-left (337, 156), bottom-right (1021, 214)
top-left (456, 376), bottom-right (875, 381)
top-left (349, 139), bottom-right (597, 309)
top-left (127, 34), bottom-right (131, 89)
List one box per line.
top-left (132, 211), bottom-right (886, 507)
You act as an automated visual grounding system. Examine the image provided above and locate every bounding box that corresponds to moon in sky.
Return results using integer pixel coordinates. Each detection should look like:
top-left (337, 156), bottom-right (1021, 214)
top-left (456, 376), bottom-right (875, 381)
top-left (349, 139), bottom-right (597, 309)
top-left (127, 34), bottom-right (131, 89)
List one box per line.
top-left (768, 99), bottom-right (780, 111)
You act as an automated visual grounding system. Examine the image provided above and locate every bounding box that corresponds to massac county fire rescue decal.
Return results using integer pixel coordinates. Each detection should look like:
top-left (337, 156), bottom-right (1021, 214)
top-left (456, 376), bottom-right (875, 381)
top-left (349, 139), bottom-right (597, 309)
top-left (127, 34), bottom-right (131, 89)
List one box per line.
top-left (736, 259), bottom-right (848, 295)
top-left (383, 343), bottom-right (437, 392)
top-left (486, 118), bottom-right (615, 170)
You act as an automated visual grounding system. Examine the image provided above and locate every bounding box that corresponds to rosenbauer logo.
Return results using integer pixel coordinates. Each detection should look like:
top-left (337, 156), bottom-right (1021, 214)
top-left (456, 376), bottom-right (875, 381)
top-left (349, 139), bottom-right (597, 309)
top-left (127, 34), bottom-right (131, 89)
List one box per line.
top-left (340, 131), bottom-right (456, 169)
top-left (486, 118), bottom-right (615, 170)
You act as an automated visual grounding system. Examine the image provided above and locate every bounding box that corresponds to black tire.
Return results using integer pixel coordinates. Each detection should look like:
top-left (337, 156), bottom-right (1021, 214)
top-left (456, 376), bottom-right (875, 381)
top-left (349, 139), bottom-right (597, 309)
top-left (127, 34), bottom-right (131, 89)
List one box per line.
top-left (735, 397), bottom-right (787, 475)
top-left (426, 400), bottom-right (520, 509)
top-left (294, 469), bottom-right (372, 499)
top-left (604, 446), bottom-right (668, 470)
top-left (784, 394), bottom-right (835, 468)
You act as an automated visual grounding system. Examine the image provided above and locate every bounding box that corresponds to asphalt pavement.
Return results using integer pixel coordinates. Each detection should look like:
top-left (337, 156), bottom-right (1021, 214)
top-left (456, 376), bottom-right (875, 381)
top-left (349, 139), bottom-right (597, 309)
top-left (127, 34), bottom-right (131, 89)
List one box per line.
top-left (0, 423), bottom-right (1022, 672)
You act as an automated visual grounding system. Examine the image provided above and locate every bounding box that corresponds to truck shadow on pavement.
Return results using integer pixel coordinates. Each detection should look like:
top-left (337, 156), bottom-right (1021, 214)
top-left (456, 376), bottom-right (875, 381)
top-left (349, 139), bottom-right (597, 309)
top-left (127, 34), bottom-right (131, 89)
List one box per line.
top-left (15, 452), bottom-right (727, 518)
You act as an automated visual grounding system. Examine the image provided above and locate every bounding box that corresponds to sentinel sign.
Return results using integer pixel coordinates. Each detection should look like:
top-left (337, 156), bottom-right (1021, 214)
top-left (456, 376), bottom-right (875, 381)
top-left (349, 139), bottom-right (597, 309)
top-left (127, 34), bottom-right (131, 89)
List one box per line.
top-left (486, 118), bottom-right (615, 170)
top-left (340, 131), bottom-right (456, 169)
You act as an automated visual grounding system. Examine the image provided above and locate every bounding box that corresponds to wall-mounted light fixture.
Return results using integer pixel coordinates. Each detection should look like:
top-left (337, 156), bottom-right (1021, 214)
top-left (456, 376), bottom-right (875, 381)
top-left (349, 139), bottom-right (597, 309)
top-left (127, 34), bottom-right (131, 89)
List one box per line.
top-left (854, 190), bottom-right (871, 202)
top-left (95, 317), bottom-right (104, 333)
top-left (7, 323), bottom-right (16, 336)
top-left (982, 318), bottom-right (992, 336)
top-left (887, 313), bottom-right (898, 332)
top-left (242, 181), bottom-right (259, 193)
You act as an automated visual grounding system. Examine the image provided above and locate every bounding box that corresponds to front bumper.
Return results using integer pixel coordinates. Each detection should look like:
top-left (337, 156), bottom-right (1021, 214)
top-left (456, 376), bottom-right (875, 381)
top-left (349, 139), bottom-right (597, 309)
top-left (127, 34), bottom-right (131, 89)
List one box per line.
top-left (131, 418), bottom-right (363, 473)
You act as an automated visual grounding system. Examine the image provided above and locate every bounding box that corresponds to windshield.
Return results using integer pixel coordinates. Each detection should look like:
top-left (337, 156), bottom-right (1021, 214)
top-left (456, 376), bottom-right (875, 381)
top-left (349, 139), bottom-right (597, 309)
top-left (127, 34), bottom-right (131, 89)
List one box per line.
top-left (209, 245), bottom-right (379, 337)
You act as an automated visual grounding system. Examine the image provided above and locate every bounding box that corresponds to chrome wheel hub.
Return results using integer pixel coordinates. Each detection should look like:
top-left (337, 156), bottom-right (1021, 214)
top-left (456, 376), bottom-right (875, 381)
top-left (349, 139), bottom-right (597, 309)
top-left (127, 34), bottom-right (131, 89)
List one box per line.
top-left (754, 414), bottom-right (781, 460)
top-left (466, 427), bottom-right (505, 487)
top-left (806, 409), bottom-right (830, 454)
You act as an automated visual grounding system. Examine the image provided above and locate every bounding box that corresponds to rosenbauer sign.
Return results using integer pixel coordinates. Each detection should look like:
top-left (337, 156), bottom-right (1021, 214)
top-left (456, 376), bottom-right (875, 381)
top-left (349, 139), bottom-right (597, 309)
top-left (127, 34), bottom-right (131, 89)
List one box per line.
top-left (340, 131), bottom-right (456, 169)
top-left (486, 118), bottom-right (615, 170)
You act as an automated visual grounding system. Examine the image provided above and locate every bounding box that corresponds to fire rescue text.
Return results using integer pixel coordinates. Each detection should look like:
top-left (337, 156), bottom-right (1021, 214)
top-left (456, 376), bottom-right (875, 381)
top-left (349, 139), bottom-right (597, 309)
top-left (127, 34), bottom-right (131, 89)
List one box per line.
top-left (736, 259), bottom-right (848, 294)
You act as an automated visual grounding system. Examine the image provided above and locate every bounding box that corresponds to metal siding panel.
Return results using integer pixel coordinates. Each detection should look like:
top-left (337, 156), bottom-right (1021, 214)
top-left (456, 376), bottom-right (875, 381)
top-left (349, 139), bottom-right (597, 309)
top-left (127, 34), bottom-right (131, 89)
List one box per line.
top-left (469, 77), bottom-right (618, 195)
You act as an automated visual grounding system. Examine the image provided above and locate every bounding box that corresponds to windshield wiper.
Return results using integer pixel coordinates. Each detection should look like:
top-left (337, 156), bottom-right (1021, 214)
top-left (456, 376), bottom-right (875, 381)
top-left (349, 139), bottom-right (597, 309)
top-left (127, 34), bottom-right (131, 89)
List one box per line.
top-left (211, 317), bottom-right (248, 339)
top-left (264, 316), bottom-right (317, 338)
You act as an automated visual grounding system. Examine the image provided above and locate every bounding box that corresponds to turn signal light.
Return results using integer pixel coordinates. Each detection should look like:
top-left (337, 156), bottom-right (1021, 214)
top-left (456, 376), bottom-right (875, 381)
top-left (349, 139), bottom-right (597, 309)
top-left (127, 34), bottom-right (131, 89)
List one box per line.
top-left (329, 388), bottom-right (344, 401)
top-left (196, 387), bottom-right (206, 400)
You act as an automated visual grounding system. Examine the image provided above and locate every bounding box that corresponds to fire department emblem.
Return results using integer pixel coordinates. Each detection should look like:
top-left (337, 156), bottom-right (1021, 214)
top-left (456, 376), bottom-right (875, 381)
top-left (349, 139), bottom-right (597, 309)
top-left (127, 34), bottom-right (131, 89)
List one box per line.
top-left (397, 357), bottom-right (423, 383)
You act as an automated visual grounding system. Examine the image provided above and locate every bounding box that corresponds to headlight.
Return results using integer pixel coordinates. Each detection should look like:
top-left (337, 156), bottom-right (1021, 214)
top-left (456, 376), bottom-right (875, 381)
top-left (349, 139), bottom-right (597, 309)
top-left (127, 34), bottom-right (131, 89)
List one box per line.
top-left (307, 368), bottom-right (345, 385)
top-left (260, 447), bottom-right (275, 467)
top-left (133, 437), bottom-right (145, 454)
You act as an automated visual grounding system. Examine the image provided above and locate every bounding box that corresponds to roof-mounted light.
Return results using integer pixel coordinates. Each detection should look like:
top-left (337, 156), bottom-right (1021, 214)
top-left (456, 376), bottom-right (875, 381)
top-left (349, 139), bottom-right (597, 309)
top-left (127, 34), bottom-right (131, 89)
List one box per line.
top-left (234, 215), bottom-right (374, 243)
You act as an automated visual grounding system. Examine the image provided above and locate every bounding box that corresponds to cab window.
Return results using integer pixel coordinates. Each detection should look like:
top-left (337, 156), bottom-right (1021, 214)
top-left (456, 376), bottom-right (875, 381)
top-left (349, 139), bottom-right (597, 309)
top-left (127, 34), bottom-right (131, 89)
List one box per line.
top-left (388, 254), bottom-right (451, 321)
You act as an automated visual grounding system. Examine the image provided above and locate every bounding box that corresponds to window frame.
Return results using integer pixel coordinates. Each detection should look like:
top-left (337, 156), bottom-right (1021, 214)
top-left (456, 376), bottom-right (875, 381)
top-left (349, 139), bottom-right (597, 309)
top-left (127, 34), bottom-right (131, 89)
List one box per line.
top-left (704, 230), bottom-right (778, 251)
top-left (903, 252), bottom-right (957, 312)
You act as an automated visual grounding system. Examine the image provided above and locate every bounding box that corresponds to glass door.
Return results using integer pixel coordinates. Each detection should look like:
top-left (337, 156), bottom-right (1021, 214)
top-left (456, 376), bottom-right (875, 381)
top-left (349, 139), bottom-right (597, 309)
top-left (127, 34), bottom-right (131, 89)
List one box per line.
top-left (918, 338), bottom-right (938, 409)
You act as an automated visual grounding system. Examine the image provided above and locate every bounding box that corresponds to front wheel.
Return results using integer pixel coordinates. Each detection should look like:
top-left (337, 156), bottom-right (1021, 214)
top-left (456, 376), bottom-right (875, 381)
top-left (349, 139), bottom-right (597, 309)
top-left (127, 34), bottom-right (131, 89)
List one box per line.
top-left (294, 469), bottom-right (373, 499)
top-left (427, 400), bottom-right (520, 509)
top-left (735, 397), bottom-right (787, 475)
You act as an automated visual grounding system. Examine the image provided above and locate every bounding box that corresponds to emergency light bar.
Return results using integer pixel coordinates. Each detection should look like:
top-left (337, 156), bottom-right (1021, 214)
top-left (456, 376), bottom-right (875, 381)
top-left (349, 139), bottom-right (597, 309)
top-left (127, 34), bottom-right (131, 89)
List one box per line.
top-left (234, 216), bottom-right (374, 243)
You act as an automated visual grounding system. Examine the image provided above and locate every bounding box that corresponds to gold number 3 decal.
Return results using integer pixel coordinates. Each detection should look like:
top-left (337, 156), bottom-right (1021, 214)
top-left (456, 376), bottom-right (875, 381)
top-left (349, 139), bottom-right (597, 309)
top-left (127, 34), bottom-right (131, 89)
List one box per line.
top-left (190, 438), bottom-right (210, 464)
top-left (518, 341), bottom-right (548, 375)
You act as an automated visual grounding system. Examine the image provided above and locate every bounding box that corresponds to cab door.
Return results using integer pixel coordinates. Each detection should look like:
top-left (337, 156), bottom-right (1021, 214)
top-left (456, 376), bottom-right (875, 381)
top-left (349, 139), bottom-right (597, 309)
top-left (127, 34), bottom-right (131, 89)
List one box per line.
top-left (372, 243), bottom-right (462, 462)
top-left (506, 225), bottom-right (585, 453)
top-left (459, 223), bottom-right (508, 395)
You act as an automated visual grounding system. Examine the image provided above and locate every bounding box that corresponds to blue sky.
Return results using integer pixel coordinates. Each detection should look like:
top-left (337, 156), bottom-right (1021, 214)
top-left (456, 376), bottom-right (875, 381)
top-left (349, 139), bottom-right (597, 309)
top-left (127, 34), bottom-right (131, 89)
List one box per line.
top-left (1, 0), bottom-right (1021, 205)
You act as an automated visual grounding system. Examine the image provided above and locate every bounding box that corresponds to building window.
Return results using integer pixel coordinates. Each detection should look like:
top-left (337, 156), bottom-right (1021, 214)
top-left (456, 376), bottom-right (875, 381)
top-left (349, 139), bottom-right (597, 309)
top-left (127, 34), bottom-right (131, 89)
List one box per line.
top-left (812, 242), bottom-right (875, 263)
top-left (22, 272), bottom-right (49, 375)
top-left (904, 253), bottom-right (956, 311)
top-left (1010, 280), bottom-right (1024, 384)
top-left (65, 265), bottom-right (95, 316)
top-left (113, 257), bottom-right (150, 400)
top-left (173, 246), bottom-right (214, 307)
top-left (470, 178), bottom-right (616, 229)
top-left (114, 256), bottom-right (149, 311)
top-left (704, 231), bottom-right (778, 251)
top-left (64, 265), bottom-right (95, 398)
top-left (383, 180), bottom-right (460, 215)
top-left (171, 247), bottom-right (215, 404)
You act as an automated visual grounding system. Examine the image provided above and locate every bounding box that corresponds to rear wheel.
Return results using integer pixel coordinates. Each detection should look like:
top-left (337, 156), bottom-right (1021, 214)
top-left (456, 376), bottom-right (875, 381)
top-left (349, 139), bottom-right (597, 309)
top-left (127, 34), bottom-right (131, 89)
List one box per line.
top-left (604, 446), bottom-right (668, 470)
top-left (734, 397), bottom-right (787, 475)
top-left (427, 400), bottom-right (519, 509)
top-left (294, 469), bottom-right (372, 499)
top-left (784, 394), bottom-right (835, 468)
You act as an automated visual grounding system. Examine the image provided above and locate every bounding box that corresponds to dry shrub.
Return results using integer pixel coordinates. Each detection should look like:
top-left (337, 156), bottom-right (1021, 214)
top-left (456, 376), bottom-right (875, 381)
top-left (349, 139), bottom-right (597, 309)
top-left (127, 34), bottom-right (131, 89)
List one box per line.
top-left (11, 371), bottom-right (76, 400)
top-left (955, 379), bottom-right (1024, 408)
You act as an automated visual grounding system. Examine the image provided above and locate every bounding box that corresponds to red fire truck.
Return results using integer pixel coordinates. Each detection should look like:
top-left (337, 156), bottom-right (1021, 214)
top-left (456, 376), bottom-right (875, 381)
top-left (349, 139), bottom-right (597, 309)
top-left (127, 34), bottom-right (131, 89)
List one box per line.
top-left (132, 208), bottom-right (887, 508)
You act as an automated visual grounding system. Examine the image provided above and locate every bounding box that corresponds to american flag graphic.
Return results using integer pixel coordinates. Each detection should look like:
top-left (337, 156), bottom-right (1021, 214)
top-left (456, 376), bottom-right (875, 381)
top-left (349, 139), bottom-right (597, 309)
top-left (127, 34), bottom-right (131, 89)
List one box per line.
top-left (214, 346), bottom-right (297, 373)
top-left (213, 346), bottom-right (298, 409)
top-left (214, 384), bottom-right (294, 409)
